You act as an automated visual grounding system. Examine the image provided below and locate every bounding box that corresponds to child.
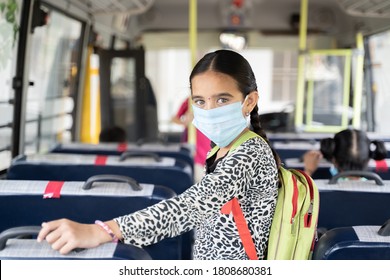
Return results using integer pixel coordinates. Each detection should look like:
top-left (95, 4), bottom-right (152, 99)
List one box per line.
top-left (38, 50), bottom-right (280, 260)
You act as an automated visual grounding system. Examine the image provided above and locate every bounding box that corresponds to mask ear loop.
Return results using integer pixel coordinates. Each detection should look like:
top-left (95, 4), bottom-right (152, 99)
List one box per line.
top-left (329, 165), bottom-right (338, 177)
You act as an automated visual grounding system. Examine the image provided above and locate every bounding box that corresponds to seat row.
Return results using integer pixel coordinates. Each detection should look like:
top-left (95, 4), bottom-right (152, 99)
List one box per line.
top-left (1, 141), bottom-right (389, 259)
top-left (0, 142), bottom-right (195, 260)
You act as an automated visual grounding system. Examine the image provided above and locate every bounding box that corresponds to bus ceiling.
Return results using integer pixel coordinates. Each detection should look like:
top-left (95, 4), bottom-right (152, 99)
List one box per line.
top-left (45, 0), bottom-right (390, 47)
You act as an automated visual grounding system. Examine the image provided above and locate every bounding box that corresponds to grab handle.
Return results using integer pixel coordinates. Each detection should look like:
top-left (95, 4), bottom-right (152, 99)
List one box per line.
top-left (119, 151), bottom-right (161, 162)
top-left (328, 170), bottom-right (384, 186)
top-left (0, 226), bottom-right (41, 251)
top-left (378, 219), bottom-right (390, 236)
top-left (82, 175), bottom-right (142, 191)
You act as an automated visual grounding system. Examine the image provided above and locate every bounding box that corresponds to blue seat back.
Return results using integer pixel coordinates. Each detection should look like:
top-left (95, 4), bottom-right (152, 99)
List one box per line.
top-left (0, 179), bottom-right (181, 260)
top-left (6, 153), bottom-right (196, 260)
top-left (7, 154), bottom-right (193, 195)
top-left (273, 138), bottom-right (390, 164)
top-left (315, 179), bottom-right (390, 230)
top-left (272, 141), bottom-right (319, 162)
top-left (52, 142), bottom-right (194, 170)
top-left (313, 226), bottom-right (390, 260)
top-left (284, 158), bottom-right (390, 180)
top-left (0, 226), bottom-right (152, 260)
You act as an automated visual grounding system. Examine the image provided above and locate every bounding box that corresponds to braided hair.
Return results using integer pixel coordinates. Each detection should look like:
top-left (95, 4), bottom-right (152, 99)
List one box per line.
top-left (190, 49), bottom-right (281, 167)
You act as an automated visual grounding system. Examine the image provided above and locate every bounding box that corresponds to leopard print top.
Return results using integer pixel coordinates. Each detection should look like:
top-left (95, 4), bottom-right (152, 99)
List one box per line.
top-left (114, 137), bottom-right (279, 260)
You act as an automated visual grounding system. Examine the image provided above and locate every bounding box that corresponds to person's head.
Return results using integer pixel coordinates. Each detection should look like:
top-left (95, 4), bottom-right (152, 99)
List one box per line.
top-left (99, 126), bottom-right (127, 143)
top-left (320, 129), bottom-right (387, 172)
top-left (189, 49), bottom-right (280, 166)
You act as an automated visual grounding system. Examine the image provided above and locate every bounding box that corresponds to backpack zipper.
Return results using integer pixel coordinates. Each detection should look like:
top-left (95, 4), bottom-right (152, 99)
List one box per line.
top-left (305, 201), bottom-right (314, 227)
top-left (296, 170), bottom-right (315, 227)
top-left (290, 175), bottom-right (298, 234)
top-left (291, 170), bottom-right (317, 258)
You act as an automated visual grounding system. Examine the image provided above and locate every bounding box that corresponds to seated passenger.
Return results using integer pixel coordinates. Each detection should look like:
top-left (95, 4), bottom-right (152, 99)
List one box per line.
top-left (303, 128), bottom-right (387, 178)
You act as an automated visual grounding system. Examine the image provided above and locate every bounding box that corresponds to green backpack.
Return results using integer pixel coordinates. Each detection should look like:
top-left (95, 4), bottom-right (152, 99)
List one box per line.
top-left (267, 166), bottom-right (319, 260)
top-left (209, 130), bottom-right (320, 260)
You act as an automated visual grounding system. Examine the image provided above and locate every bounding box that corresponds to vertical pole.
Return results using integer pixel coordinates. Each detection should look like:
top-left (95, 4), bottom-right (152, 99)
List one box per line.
top-left (305, 76), bottom-right (314, 127)
top-left (189, 0), bottom-right (198, 67)
top-left (188, 0), bottom-right (197, 149)
top-left (80, 47), bottom-right (101, 143)
top-left (294, 0), bottom-right (309, 131)
top-left (341, 53), bottom-right (352, 127)
top-left (352, 32), bottom-right (364, 128)
top-left (11, 0), bottom-right (34, 158)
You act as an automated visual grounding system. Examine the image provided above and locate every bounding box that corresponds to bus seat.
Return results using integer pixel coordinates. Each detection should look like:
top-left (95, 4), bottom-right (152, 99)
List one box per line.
top-left (284, 158), bottom-right (390, 180)
top-left (272, 141), bottom-right (319, 162)
top-left (6, 155), bottom-right (195, 260)
top-left (284, 157), bottom-right (331, 179)
top-left (51, 142), bottom-right (194, 171)
top-left (312, 225), bottom-right (390, 260)
top-left (0, 226), bottom-right (152, 260)
top-left (0, 178), bottom-right (181, 260)
top-left (267, 132), bottom-right (333, 142)
top-left (274, 139), bottom-right (390, 165)
top-left (315, 177), bottom-right (390, 231)
top-left (7, 153), bottom-right (193, 194)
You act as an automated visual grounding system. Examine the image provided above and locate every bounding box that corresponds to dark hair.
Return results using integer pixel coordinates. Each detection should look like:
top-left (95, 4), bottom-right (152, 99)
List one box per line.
top-left (99, 126), bottom-right (127, 143)
top-left (189, 49), bottom-right (281, 167)
top-left (320, 129), bottom-right (387, 171)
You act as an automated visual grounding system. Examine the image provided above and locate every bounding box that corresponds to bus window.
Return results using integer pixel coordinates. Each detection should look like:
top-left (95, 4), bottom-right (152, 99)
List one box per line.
top-left (0, 0), bottom-right (21, 173)
top-left (25, 6), bottom-right (83, 155)
top-left (368, 29), bottom-right (390, 134)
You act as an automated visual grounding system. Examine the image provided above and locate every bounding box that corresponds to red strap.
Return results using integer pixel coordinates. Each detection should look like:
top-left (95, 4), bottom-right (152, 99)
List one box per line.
top-left (43, 181), bottom-right (64, 199)
top-left (94, 155), bottom-right (108, 165)
top-left (290, 175), bottom-right (298, 223)
top-left (375, 159), bottom-right (388, 172)
top-left (117, 143), bottom-right (127, 152)
top-left (221, 198), bottom-right (258, 260)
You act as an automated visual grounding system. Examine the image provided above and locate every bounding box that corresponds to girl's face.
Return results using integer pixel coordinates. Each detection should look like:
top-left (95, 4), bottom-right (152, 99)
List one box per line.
top-left (191, 71), bottom-right (243, 110)
top-left (191, 70), bottom-right (258, 113)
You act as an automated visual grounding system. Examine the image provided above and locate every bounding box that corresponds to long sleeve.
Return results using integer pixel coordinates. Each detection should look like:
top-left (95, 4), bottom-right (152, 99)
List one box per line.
top-left (114, 137), bottom-right (278, 259)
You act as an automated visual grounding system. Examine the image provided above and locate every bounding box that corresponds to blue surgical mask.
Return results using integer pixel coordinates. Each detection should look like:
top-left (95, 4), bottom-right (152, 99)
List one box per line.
top-left (192, 101), bottom-right (247, 147)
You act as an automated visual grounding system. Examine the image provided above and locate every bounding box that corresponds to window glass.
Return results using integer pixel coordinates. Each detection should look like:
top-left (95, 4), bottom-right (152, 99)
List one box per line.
top-left (0, 0), bottom-right (21, 171)
top-left (110, 57), bottom-right (136, 138)
top-left (25, 7), bottom-right (82, 154)
top-left (272, 51), bottom-right (297, 104)
top-left (369, 30), bottom-right (390, 134)
top-left (307, 54), bottom-right (346, 127)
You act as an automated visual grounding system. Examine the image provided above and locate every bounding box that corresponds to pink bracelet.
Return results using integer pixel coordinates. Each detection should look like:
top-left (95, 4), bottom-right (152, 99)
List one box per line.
top-left (95, 220), bottom-right (119, 243)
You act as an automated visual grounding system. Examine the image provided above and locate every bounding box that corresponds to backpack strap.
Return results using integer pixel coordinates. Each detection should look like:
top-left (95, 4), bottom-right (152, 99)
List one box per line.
top-left (207, 130), bottom-right (260, 159)
top-left (221, 198), bottom-right (259, 260)
top-left (214, 130), bottom-right (261, 260)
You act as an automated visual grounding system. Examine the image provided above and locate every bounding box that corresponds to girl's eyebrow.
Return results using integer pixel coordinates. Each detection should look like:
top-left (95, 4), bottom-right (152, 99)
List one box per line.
top-left (216, 93), bottom-right (235, 98)
top-left (192, 92), bottom-right (234, 100)
top-left (191, 94), bottom-right (203, 100)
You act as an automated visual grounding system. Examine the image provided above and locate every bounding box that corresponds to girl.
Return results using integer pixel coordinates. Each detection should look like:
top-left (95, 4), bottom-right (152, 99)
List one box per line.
top-left (37, 50), bottom-right (280, 260)
top-left (303, 128), bottom-right (387, 177)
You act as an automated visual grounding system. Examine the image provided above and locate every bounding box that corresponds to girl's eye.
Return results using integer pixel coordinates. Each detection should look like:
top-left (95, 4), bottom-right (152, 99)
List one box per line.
top-left (217, 98), bottom-right (228, 104)
top-left (194, 99), bottom-right (204, 106)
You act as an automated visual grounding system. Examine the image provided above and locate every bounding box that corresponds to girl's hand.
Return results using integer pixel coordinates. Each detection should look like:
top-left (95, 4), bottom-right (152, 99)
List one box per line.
top-left (37, 219), bottom-right (113, 255)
